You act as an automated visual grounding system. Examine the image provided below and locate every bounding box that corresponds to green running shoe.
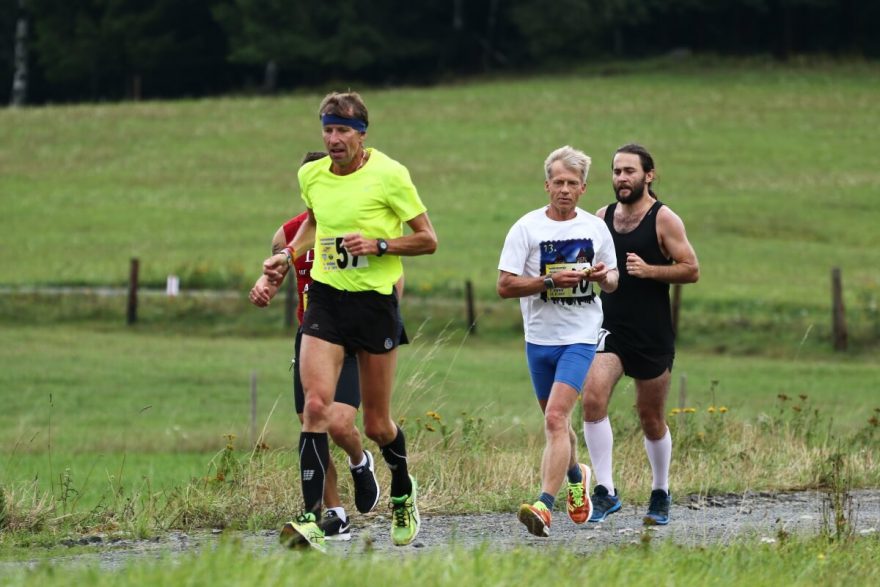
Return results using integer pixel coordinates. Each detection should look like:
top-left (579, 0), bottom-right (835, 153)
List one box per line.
top-left (279, 512), bottom-right (326, 553)
top-left (390, 475), bottom-right (420, 546)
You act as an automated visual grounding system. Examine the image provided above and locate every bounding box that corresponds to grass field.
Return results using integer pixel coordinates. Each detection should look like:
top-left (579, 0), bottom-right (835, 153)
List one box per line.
top-left (1, 322), bottom-right (877, 525)
top-left (1, 323), bottom-right (878, 454)
top-left (1, 59), bottom-right (879, 574)
top-left (2, 60), bottom-right (879, 309)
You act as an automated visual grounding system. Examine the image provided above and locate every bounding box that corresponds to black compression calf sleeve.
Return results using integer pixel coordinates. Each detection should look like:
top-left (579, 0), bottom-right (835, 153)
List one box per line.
top-left (299, 431), bottom-right (329, 517)
top-left (380, 426), bottom-right (412, 498)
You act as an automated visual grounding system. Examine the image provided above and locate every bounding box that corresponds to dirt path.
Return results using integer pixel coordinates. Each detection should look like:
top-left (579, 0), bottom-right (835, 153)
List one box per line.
top-left (5, 490), bottom-right (879, 570)
top-left (322, 489), bottom-right (880, 556)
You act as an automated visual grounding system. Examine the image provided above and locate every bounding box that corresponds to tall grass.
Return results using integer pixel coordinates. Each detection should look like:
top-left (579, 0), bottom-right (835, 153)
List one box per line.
top-left (3, 320), bottom-right (877, 456)
top-left (1, 317), bottom-right (878, 541)
top-left (2, 380), bottom-right (877, 538)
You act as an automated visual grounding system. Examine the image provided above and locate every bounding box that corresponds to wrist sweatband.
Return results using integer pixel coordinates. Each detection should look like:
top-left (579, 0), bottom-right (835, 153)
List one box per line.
top-left (283, 246), bottom-right (296, 265)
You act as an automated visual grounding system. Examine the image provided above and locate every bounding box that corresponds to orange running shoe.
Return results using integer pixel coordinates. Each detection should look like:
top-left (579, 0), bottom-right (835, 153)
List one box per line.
top-left (566, 463), bottom-right (593, 524)
top-left (518, 501), bottom-right (552, 537)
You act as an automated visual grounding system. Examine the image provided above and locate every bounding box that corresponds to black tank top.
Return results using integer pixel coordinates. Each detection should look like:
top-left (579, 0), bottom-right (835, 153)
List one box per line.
top-left (600, 200), bottom-right (674, 352)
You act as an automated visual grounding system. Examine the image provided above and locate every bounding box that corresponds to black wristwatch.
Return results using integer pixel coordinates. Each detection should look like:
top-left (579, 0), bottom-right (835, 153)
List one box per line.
top-left (543, 276), bottom-right (555, 290)
top-left (376, 238), bottom-right (389, 257)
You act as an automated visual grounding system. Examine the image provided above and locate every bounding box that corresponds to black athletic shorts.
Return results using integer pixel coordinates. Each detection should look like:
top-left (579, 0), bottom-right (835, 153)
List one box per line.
top-left (596, 328), bottom-right (674, 380)
top-left (302, 280), bottom-right (404, 355)
top-left (292, 327), bottom-right (360, 414)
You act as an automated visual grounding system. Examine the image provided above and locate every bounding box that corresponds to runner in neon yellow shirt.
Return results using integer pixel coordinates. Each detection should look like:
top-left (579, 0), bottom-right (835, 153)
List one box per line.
top-left (298, 147), bottom-right (426, 294)
top-left (263, 91), bottom-right (437, 550)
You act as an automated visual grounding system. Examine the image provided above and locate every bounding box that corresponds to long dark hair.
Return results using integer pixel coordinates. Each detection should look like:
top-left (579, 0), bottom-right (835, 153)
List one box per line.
top-left (614, 143), bottom-right (656, 197)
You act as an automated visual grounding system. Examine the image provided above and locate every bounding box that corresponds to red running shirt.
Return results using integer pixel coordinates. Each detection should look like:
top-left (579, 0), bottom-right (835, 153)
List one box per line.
top-left (282, 211), bottom-right (314, 325)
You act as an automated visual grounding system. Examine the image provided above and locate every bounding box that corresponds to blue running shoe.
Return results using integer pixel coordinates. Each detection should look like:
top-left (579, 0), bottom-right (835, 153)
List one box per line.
top-left (588, 484), bottom-right (622, 523)
top-left (643, 489), bottom-right (671, 526)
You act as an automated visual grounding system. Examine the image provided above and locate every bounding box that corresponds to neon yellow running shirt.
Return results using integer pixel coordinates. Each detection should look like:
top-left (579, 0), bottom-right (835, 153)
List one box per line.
top-left (299, 148), bottom-right (426, 294)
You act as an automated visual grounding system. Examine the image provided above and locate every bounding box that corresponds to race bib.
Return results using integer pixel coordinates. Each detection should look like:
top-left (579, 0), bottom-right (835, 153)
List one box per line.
top-left (318, 237), bottom-right (370, 272)
top-left (546, 262), bottom-right (593, 299)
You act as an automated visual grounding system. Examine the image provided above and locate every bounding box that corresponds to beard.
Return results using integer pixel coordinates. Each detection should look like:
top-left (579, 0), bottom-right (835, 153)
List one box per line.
top-left (615, 178), bottom-right (648, 204)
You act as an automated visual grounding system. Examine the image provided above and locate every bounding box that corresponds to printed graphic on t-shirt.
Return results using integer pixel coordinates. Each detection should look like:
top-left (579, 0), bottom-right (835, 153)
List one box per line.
top-left (540, 238), bottom-right (596, 305)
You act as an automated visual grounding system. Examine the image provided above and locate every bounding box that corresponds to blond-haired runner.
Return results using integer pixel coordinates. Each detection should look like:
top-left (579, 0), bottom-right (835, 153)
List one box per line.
top-left (497, 145), bottom-right (618, 537)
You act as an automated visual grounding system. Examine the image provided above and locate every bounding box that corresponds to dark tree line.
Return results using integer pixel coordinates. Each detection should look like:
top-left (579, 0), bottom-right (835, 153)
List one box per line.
top-left (2, 0), bottom-right (877, 105)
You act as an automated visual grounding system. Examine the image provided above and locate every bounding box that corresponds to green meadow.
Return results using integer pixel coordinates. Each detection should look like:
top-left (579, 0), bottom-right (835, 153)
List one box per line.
top-left (3, 539), bottom-right (880, 587)
top-left (2, 60), bottom-right (879, 307)
top-left (1, 60), bottom-right (879, 578)
top-left (1, 323), bottom-right (878, 456)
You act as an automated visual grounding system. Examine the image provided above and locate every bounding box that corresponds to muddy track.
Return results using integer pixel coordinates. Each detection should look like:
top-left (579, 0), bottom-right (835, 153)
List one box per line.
top-left (5, 490), bottom-right (879, 570)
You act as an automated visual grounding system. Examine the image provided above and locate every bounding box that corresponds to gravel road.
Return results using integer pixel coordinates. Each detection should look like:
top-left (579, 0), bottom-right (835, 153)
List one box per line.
top-left (322, 489), bottom-right (880, 556)
top-left (6, 490), bottom-right (879, 570)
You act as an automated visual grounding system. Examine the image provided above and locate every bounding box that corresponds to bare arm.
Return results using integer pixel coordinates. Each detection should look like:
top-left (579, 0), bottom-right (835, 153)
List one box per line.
top-left (594, 265), bottom-right (619, 293)
top-left (248, 274), bottom-right (280, 307)
top-left (287, 210), bottom-right (317, 259)
top-left (497, 270), bottom-right (548, 299)
top-left (342, 212), bottom-right (438, 257)
top-left (251, 226), bottom-right (287, 306)
top-left (497, 265), bottom-right (613, 299)
top-left (263, 210), bottom-right (317, 283)
top-left (270, 226), bottom-right (288, 255)
top-left (626, 207), bottom-right (699, 284)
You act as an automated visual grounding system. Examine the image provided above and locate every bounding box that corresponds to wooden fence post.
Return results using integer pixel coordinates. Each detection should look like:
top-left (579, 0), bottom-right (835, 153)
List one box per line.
top-left (465, 279), bottom-right (477, 335)
top-left (127, 258), bottom-right (139, 325)
top-left (250, 371), bottom-right (258, 448)
top-left (831, 267), bottom-right (847, 352)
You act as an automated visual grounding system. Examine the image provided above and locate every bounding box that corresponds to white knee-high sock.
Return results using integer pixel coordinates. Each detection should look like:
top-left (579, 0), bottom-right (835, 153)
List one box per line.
top-left (583, 417), bottom-right (614, 495)
top-left (644, 428), bottom-right (671, 492)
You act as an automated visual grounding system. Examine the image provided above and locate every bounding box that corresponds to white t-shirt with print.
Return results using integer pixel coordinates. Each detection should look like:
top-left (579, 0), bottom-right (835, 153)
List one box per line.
top-left (498, 206), bottom-right (617, 345)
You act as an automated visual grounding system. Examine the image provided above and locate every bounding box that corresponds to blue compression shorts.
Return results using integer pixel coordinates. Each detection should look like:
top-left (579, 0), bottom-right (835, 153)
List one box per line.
top-left (525, 342), bottom-right (597, 401)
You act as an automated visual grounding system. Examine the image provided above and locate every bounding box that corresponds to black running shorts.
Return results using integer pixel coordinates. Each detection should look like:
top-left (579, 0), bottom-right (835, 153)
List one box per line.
top-left (302, 280), bottom-right (404, 355)
top-left (292, 327), bottom-right (360, 414)
top-left (597, 328), bottom-right (674, 380)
